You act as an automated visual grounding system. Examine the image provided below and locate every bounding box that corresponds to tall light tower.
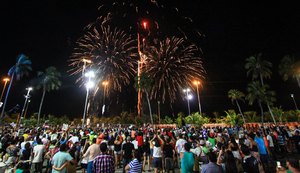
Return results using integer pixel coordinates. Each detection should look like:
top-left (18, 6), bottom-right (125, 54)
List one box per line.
top-left (183, 88), bottom-right (192, 115)
top-left (18, 87), bottom-right (33, 128)
top-left (82, 71), bottom-right (95, 128)
top-left (137, 19), bottom-right (149, 117)
top-left (291, 94), bottom-right (299, 110)
top-left (193, 80), bottom-right (202, 114)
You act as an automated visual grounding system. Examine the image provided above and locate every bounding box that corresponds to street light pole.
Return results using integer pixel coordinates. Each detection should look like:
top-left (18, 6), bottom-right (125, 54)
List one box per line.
top-left (291, 94), bottom-right (299, 110)
top-left (0, 78), bottom-right (9, 102)
top-left (82, 71), bottom-right (95, 128)
top-left (18, 87), bottom-right (32, 128)
top-left (193, 81), bottom-right (202, 115)
top-left (183, 88), bottom-right (191, 115)
top-left (24, 100), bottom-right (30, 119)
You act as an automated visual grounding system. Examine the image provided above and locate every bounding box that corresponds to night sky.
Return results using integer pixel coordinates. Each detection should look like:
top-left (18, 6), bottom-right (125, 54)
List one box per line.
top-left (0, 1), bottom-right (299, 118)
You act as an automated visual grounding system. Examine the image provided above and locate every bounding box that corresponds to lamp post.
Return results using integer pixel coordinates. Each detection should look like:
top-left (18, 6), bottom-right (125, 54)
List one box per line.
top-left (193, 80), bottom-right (202, 115)
top-left (24, 99), bottom-right (30, 119)
top-left (0, 78), bottom-right (9, 102)
top-left (82, 71), bottom-right (95, 128)
top-left (183, 88), bottom-right (192, 115)
top-left (291, 94), bottom-right (299, 110)
top-left (137, 19), bottom-right (148, 118)
top-left (18, 87), bottom-right (33, 128)
top-left (102, 81), bottom-right (108, 116)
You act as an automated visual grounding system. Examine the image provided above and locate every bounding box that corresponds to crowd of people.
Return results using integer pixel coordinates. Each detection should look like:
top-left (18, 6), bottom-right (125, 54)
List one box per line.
top-left (0, 123), bottom-right (299, 173)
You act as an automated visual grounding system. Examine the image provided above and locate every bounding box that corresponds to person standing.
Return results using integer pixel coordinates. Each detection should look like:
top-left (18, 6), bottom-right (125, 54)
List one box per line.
top-left (32, 138), bottom-right (45, 173)
top-left (181, 143), bottom-right (194, 173)
top-left (201, 152), bottom-right (223, 173)
top-left (92, 143), bottom-right (115, 173)
top-left (51, 143), bottom-right (76, 173)
top-left (82, 138), bottom-right (100, 173)
top-left (175, 134), bottom-right (187, 168)
top-left (122, 136), bottom-right (135, 173)
top-left (125, 150), bottom-right (143, 173)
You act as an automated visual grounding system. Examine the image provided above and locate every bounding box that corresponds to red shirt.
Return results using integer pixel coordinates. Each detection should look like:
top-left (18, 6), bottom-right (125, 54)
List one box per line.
top-left (136, 136), bottom-right (143, 147)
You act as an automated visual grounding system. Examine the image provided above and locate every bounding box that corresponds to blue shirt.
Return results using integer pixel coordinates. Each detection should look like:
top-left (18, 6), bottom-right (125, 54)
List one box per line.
top-left (181, 152), bottom-right (194, 173)
top-left (51, 151), bottom-right (73, 173)
top-left (128, 158), bottom-right (142, 173)
top-left (254, 137), bottom-right (267, 155)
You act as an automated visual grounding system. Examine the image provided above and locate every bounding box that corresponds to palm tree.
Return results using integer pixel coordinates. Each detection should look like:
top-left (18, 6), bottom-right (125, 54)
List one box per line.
top-left (245, 54), bottom-right (276, 124)
top-left (246, 81), bottom-right (277, 124)
top-left (36, 66), bottom-right (61, 125)
top-left (0, 54), bottom-right (32, 121)
top-left (245, 53), bottom-right (272, 86)
top-left (228, 89), bottom-right (246, 124)
top-left (246, 81), bottom-right (265, 124)
top-left (279, 55), bottom-right (300, 88)
top-left (135, 72), bottom-right (153, 124)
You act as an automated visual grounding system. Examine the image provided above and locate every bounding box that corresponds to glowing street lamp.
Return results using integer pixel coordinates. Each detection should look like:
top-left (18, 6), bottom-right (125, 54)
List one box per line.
top-left (18, 87), bottom-right (33, 128)
top-left (183, 88), bottom-right (192, 115)
top-left (0, 78), bottom-right (10, 103)
top-left (193, 80), bottom-right (202, 115)
top-left (82, 71), bottom-right (95, 128)
top-left (291, 94), bottom-right (299, 110)
top-left (102, 81), bottom-right (108, 116)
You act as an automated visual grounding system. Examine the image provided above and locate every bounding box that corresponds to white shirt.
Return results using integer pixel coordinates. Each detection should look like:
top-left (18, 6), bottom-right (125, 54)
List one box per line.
top-left (267, 135), bottom-right (274, 147)
top-left (32, 144), bottom-right (45, 163)
top-left (175, 138), bottom-right (187, 153)
top-left (153, 146), bottom-right (162, 158)
top-left (68, 136), bottom-right (79, 144)
top-left (132, 140), bottom-right (138, 150)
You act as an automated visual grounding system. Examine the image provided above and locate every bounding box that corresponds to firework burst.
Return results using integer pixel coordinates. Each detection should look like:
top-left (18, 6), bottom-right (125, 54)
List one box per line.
top-left (91, 0), bottom-right (204, 41)
top-left (142, 37), bottom-right (205, 103)
top-left (69, 25), bottom-right (138, 93)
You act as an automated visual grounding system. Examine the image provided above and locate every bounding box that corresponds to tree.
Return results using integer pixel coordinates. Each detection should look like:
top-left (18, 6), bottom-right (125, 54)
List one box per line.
top-left (0, 54), bottom-right (32, 121)
top-left (245, 54), bottom-right (276, 124)
top-left (35, 66), bottom-right (61, 125)
top-left (228, 89), bottom-right (246, 124)
top-left (246, 81), bottom-right (276, 124)
top-left (245, 53), bottom-right (272, 86)
top-left (135, 72), bottom-right (153, 124)
top-left (279, 55), bottom-right (300, 88)
top-left (184, 112), bottom-right (209, 127)
top-left (224, 110), bottom-right (243, 126)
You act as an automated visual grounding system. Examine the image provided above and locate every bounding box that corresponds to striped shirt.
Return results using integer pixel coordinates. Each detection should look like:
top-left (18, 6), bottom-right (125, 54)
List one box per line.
top-left (128, 159), bottom-right (142, 173)
top-left (93, 153), bottom-right (115, 173)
